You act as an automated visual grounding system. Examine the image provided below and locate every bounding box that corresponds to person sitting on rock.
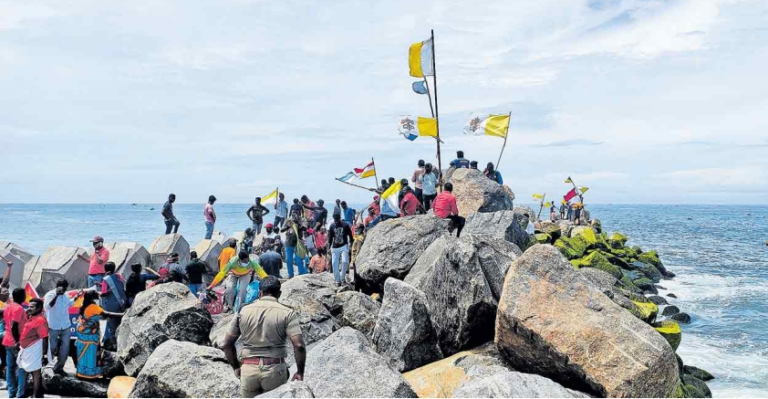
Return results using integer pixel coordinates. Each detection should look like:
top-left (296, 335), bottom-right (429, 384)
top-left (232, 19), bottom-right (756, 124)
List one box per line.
top-left (308, 247), bottom-right (330, 274)
top-left (450, 150), bottom-right (471, 169)
top-left (483, 162), bottom-right (503, 184)
top-left (224, 276), bottom-right (306, 398)
top-left (433, 182), bottom-right (465, 238)
top-left (399, 184), bottom-right (423, 217)
top-left (470, 160), bottom-right (478, 169)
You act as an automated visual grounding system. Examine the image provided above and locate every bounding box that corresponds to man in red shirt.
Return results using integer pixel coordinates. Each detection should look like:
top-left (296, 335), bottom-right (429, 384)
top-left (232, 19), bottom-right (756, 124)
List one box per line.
top-left (81, 235), bottom-right (110, 289)
top-left (364, 207), bottom-right (376, 229)
top-left (399, 186), bottom-right (422, 217)
top-left (18, 298), bottom-right (48, 398)
top-left (3, 287), bottom-right (29, 397)
top-left (432, 182), bottom-right (465, 238)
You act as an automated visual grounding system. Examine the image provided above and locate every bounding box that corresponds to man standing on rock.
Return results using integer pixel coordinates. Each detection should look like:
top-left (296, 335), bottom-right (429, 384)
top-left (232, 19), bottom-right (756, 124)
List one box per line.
top-left (328, 213), bottom-right (354, 286)
top-left (43, 279), bottom-right (76, 376)
top-left (273, 192), bottom-right (289, 229)
top-left (247, 197), bottom-right (270, 235)
top-left (162, 193), bottom-right (180, 234)
top-left (433, 182), bottom-right (465, 238)
top-left (223, 276), bottom-right (305, 397)
top-left (83, 235), bottom-right (109, 289)
top-left (419, 163), bottom-right (438, 210)
top-left (204, 195), bottom-right (217, 240)
top-left (411, 159), bottom-right (425, 204)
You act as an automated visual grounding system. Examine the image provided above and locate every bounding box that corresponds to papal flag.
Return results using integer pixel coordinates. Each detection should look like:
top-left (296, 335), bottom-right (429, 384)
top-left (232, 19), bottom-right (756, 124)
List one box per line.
top-left (565, 176), bottom-right (573, 184)
top-left (380, 179), bottom-right (402, 215)
top-left (544, 201), bottom-right (552, 208)
top-left (261, 188), bottom-right (279, 205)
top-left (532, 193), bottom-right (545, 201)
top-left (463, 114), bottom-right (511, 139)
top-left (398, 116), bottom-right (437, 141)
top-left (579, 186), bottom-right (589, 194)
top-left (409, 38), bottom-right (434, 78)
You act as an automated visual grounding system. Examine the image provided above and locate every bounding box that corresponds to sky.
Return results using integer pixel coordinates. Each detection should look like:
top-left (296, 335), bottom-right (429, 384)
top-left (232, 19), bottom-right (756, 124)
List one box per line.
top-left (1, 0), bottom-right (767, 205)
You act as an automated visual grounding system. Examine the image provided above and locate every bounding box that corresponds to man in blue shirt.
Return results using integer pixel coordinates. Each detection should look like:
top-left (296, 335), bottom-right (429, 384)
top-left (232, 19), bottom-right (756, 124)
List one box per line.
top-left (450, 151), bottom-right (470, 169)
top-left (341, 201), bottom-right (355, 225)
top-left (273, 193), bottom-right (288, 229)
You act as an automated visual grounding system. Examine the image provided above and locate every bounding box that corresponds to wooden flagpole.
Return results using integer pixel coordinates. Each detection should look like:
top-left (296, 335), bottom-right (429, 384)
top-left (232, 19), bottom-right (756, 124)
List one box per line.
top-left (335, 178), bottom-right (377, 193)
top-left (431, 29), bottom-right (444, 190)
top-left (372, 157), bottom-right (380, 189)
top-left (495, 111), bottom-right (512, 171)
top-left (423, 77), bottom-right (435, 118)
top-left (537, 193), bottom-right (546, 220)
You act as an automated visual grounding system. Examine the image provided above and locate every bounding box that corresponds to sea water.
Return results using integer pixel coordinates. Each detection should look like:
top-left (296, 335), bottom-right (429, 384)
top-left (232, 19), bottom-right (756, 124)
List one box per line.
top-left (1, 203), bottom-right (766, 396)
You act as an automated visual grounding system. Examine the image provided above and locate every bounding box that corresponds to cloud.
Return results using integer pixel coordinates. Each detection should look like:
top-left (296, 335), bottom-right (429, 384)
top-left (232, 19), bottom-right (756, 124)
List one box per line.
top-left (530, 139), bottom-right (603, 148)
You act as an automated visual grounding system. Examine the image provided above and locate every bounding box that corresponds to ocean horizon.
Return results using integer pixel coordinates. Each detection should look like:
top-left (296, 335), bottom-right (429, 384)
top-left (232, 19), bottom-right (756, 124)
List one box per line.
top-left (2, 203), bottom-right (767, 396)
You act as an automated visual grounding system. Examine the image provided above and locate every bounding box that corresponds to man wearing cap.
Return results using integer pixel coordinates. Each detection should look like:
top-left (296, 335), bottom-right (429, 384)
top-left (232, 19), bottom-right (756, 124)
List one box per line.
top-left (224, 276), bottom-right (305, 397)
top-left (204, 195), bottom-right (217, 240)
top-left (84, 236), bottom-right (110, 289)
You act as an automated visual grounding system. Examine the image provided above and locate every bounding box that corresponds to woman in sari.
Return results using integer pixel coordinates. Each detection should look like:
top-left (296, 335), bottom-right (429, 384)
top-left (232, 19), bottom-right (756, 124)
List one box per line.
top-left (75, 291), bottom-right (123, 379)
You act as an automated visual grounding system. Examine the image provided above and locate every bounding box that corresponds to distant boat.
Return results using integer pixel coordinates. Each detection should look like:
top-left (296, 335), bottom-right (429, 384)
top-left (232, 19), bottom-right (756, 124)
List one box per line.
top-left (149, 207), bottom-right (155, 211)
top-left (132, 203), bottom-right (137, 206)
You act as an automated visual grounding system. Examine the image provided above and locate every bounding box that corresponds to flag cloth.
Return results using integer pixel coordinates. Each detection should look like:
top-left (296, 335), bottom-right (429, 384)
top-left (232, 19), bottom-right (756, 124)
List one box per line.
top-left (532, 193), bottom-right (545, 201)
top-left (380, 180), bottom-right (402, 215)
top-left (408, 38), bottom-right (434, 78)
top-left (561, 199), bottom-right (567, 205)
top-left (544, 202), bottom-right (552, 208)
top-left (412, 81), bottom-right (428, 95)
top-left (579, 186), bottom-right (589, 194)
top-left (398, 116), bottom-right (437, 140)
top-left (565, 177), bottom-right (573, 184)
top-left (261, 188), bottom-right (279, 205)
top-left (353, 161), bottom-right (376, 179)
top-left (564, 188), bottom-right (578, 202)
top-left (24, 282), bottom-right (39, 305)
top-left (463, 114), bottom-right (511, 139)
top-left (337, 172), bottom-right (359, 184)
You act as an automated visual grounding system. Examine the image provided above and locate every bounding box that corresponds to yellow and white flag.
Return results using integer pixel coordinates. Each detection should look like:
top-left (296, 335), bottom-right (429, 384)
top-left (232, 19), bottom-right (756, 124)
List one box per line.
top-left (544, 201), bottom-right (552, 208)
top-left (409, 38), bottom-right (434, 78)
top-left (579, 186), bottom-right (589, 194)
top-left (398, 116), bottom-right (437, 141)
top-left (464, 114), bottom-right (511, 139)
top-left (261, 188), bottom-right (279, 205)
top-left (532, 193), bottom-right (545, 201)
top-left (380, 180), bottom-right (402, 215)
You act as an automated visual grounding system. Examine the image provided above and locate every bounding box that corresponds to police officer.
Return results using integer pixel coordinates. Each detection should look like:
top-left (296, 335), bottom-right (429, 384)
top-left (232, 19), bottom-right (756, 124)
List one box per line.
top-left (223, 276), bottom-right (306, 397)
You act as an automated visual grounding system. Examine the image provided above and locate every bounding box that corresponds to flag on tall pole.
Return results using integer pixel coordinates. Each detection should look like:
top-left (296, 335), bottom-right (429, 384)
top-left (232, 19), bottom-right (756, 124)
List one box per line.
top-left (397, 116), bottom-right (437, 141)
top-left (464, 114), bottom-right (511, 138)
top-left (380, 180), bottom-right (402, 215)
top-left (563, 188), bottom-right (578, 202)
top-left (336, 160), bottom-right (379, 191)
top-left (409, 38), bottom-right (434, 77)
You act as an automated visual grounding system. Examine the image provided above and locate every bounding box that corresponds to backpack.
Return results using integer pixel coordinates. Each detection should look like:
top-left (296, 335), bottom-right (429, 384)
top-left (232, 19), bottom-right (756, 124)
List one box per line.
top-left (244, 280), bottom-right (261, 306)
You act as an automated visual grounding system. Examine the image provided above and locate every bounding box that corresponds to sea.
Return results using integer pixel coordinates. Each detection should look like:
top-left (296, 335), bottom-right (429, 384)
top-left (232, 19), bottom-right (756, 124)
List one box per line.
top-left (1, 203), bottom-right (767, 397)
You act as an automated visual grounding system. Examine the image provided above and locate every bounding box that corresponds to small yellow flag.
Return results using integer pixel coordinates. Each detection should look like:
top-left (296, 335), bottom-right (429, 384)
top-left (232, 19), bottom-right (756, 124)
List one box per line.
top-left (532, 193), bottom-right (545, 200)
top-left (565, 177), bottom-right (573, 184)
top-left (579, 186), bottom-right (589, 194)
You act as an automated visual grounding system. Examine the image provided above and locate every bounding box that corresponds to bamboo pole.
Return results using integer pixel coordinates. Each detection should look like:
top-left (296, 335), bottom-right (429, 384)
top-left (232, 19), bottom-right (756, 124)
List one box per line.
top-left (496, 112), bottom-right (512, 171)
top-left (335, 178), bottom-right (377, 192)
top-left (431, 29), bottom-right (443, 191)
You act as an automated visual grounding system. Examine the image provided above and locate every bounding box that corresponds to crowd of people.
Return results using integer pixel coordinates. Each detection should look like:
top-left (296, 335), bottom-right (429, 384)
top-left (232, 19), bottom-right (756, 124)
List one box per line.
top-left (0, 150), bottom-right (505, 397)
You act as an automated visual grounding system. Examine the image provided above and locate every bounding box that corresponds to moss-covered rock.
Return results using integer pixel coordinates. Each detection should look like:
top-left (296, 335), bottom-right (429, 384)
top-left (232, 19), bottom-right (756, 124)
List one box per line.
top-left (534, 233), bottom-right (551, 244)
top-left (571, 226), bottom-right (597, 246)
top-left (632, 245), bottom-right (643, 254)
top-left (634, 261), bottom-right (663, 283)
top-left (597, 250), bottom-right (631, 270)
top-left (571, 251), bottom-right (622, 280)
top-left (682, 375), bottom-right (712, 398)
top-left (538, 224), bottom-right (562, 241)
top-left (631, 300), bottom-right (659, 323)
top-left (619, 274), bottom-right (641, 293)
top-left (683, 365), bottom-right (714, 382)
top-left (638, 250), bottom-right (670, 277)
top-left (653, 320), bottom-right (682, 351)
top-left (633, 277), bottom-right (656, 293)
top-left (554, 235), bottom-right (588, 260)
top-left (590, 219), bottom-right (602, 234)
top-left (609, 232), bottom-right (628, 249)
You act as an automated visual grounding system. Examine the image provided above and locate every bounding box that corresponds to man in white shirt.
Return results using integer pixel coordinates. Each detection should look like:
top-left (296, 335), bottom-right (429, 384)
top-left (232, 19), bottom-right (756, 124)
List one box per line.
top-left (43, 279), bottom-right (75, 376)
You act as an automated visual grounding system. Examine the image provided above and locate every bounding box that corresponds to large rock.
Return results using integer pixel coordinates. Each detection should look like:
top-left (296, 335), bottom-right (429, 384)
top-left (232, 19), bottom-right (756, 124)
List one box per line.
top-left (281, 272), bottom-right (343, 314)
top-left (495, 245), bottom-right (679, 397)
top-left (117, 283), bottom-right (214, 376)
top-left (210, 312), bottom-right (237, 349)
top-left (102, 242), bottom-right (151, 280)
top-left (449, 168), bottom-right (514, 217)
top-left (305, 327), bottom-right (417, 398)
top-left (148, 234), bottom-right (190, 269)
top-left (453, 371), bottom-right (588, 398)
top-left (335, 291), bottom-right (381, 339)
top-left (23, 246), bottom-right (89, 294)
top-left (108, 376), bottom-right (136, 399)
top-left (0, 248), bottom-right (27, 288)
top-left (0, 241), bottom-right (34, 263)
top-left (356, 215), bottom-right (451, 292)
top-left (129, 340), bottom-right (239, 398)
top-left (404, 235), bottom-right (503, 355)
top-left (372, 278), bottom-right (443, 372)
top-left (464, 210), bottom-right (530, 253)
top-left (211, 231), bottom-right (229, 246)
top-left (43, 367), bottom-right (108, 398)
top-left (256, 381), bottom-right (314, 398)
top-left (279, 292), bottom-right (340, 346)
top-left (192, 239), bottom-right (223, 283)
top-left (403, 343), bottom-right (510, 398)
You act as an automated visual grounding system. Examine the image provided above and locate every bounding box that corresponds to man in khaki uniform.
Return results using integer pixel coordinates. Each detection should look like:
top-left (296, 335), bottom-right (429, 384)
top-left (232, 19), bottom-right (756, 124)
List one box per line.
top-left (223, 276), bottom-right (306, 397)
